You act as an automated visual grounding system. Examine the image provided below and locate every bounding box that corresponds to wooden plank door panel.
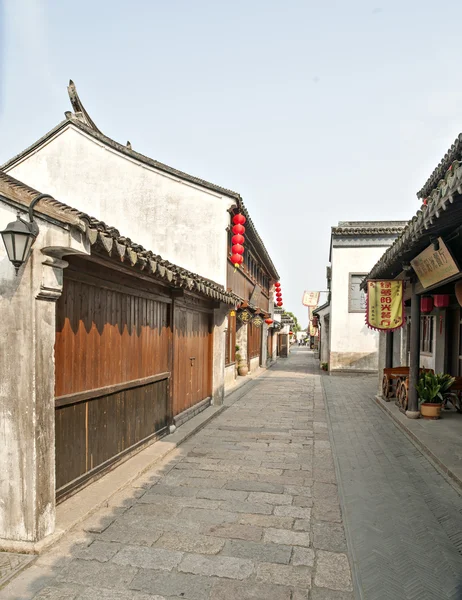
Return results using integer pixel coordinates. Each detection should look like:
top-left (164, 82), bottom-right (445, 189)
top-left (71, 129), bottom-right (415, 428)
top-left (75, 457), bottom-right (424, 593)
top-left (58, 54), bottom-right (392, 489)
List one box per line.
top-left (173, 304), bottom-right (212, 416)
top-left (55, 266), bottom-right (171, 499)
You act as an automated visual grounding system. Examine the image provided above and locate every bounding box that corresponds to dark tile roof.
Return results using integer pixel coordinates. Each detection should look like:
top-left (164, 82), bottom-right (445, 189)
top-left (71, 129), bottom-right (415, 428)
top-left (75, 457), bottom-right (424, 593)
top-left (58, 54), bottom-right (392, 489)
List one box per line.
top-left (418, 134), bottom-right (462, 199)
top-left (332, 221), bottom-right (407, 236)
top-left (365, 160), bottom-right (462, 283)
top-left (312, 301), bottom-right (330, 315)
top-left (0, 170), bottom-right (239, 305)
top-left (2, 81), bottom-right (279, 280)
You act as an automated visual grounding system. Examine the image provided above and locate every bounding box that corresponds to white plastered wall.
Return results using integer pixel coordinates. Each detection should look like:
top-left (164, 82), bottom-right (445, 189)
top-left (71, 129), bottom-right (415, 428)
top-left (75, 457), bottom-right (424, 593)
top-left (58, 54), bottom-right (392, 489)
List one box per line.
top-left (330, 245), bottom-right (392, 372)
top-left (7, 125), bottom-right (236, 286)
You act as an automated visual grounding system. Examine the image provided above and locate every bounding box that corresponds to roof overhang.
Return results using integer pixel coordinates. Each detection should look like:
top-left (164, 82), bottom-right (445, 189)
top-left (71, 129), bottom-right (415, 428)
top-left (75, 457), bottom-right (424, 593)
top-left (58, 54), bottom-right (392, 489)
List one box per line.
top-left (363, 161), bottom-right (462, 287)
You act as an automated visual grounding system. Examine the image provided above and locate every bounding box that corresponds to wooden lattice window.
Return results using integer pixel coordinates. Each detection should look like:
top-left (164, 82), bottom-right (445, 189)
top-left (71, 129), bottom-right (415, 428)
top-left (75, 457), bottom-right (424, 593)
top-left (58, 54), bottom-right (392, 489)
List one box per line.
top-left (420, 316), bottom-right (434, 354)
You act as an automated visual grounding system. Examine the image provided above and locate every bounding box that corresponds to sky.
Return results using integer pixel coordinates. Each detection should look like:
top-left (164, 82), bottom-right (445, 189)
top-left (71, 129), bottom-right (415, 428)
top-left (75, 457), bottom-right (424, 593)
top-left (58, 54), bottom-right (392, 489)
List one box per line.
top-left (2, 0), bottom-right (462, 326)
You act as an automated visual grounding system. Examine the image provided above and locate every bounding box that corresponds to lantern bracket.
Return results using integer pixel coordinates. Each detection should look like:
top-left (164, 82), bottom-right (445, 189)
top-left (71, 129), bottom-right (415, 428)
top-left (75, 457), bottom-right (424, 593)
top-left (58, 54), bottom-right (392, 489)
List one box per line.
top-left (27, 193), bottom-right (55, 235)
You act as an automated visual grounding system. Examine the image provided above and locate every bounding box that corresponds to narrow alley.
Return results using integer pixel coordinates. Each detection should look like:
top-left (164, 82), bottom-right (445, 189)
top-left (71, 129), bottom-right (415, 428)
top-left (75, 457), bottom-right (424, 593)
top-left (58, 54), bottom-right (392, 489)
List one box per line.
top-left (3, 350), bottom-right (462, 600)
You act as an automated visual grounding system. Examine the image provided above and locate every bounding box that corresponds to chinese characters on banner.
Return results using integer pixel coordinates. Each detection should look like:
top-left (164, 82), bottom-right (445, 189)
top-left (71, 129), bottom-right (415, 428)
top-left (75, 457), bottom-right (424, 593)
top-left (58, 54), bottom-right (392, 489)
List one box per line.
top-left (366, 280), bottom-right (404, 332)
top-left (302, 291), bottom-right (320, 307)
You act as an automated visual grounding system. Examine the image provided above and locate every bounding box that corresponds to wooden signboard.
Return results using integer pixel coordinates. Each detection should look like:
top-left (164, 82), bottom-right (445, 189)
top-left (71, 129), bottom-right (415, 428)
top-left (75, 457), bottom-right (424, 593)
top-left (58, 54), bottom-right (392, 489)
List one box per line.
top-left (411, 238), bottom-right (459, 289)
top-left (249, 285), bottom-right (262, 307)
top-left (252, 315), bottom-right (263, 328)
top-left (237, 309), bottom-right (252, 324)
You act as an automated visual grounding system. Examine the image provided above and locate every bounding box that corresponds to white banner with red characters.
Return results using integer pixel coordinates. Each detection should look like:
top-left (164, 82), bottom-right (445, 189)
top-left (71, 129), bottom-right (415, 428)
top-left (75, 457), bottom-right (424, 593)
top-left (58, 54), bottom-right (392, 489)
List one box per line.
top-left (302, 291), bottom-right (320, 307)
top-left (366, 280), bottom-right (405, 332)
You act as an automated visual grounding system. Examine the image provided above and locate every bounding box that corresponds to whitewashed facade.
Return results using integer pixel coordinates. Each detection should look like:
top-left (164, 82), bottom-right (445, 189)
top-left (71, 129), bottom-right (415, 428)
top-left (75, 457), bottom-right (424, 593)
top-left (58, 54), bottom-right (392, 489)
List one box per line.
top-left (324, 222), bottom-right (406, 373)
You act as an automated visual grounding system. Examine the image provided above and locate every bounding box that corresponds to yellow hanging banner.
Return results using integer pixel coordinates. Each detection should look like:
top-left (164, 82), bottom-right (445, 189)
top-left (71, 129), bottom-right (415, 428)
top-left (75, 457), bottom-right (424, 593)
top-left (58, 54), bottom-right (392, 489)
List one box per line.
top-left (366, 280), bottom-right (405, 332)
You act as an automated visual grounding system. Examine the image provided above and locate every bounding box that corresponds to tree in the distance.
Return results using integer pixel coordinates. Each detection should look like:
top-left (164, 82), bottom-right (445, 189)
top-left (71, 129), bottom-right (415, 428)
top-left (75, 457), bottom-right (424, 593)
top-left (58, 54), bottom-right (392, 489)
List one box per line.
top-left (282, 311), bottom-right (301, 333)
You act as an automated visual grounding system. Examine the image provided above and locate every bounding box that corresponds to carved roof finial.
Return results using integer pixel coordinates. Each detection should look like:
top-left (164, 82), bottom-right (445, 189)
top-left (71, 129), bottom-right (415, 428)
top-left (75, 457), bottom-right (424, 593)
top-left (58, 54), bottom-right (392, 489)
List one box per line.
top-left (126, 141), bottom-right (132, 149)
top-left (67, 80), bottom-right (101, 133)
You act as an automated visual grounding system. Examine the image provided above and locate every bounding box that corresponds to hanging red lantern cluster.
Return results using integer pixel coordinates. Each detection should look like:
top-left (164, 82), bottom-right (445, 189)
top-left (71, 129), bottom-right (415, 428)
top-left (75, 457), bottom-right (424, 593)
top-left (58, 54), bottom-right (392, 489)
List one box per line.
top-left (274, 282), bottom-right (283, 307)
top-left (230, 214), bottom-right (246, 268)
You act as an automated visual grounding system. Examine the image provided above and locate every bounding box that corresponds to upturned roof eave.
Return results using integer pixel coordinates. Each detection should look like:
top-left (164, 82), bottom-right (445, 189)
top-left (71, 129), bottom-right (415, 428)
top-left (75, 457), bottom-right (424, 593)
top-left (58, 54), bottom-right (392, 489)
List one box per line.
top-left (364, 160), bottom-right (462, 286)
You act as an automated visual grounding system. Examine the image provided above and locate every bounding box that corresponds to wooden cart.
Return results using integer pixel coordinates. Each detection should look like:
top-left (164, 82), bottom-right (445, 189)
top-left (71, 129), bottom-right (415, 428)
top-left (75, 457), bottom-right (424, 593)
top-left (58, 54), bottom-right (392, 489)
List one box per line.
top-left (382, 367), bottom-right (434, 411)
top-left (395, 368), bottom-right (434, 412)
top-left (446, 376), bottom-right (462, 413)
top-left (382, 367), bottom-right (412, 401)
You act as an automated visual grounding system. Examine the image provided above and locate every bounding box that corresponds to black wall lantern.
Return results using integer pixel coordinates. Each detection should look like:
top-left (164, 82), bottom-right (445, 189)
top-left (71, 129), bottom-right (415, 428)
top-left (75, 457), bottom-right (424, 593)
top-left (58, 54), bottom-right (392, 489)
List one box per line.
top-left (1, 193), bottom-right (54, 274)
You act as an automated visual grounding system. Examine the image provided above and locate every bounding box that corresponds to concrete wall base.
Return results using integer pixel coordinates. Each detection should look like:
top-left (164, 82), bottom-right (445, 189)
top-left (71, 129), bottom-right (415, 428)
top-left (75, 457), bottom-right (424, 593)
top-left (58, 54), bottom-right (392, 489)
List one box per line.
top-left (249, 356), bottom-right (260, 372)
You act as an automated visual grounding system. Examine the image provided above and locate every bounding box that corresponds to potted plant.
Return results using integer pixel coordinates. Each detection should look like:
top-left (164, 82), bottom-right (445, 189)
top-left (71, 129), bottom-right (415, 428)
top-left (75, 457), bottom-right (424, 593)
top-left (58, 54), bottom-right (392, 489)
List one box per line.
top-left (235, 345), bottom-right (248, 376)
top-left (417, 372), bottom-right (455, 419)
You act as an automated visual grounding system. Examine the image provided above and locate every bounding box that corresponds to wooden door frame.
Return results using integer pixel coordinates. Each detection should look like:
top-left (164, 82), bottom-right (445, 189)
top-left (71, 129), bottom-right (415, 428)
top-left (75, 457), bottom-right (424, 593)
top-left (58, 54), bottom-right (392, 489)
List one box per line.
top-left (171, 293), bottom-right (215, 417)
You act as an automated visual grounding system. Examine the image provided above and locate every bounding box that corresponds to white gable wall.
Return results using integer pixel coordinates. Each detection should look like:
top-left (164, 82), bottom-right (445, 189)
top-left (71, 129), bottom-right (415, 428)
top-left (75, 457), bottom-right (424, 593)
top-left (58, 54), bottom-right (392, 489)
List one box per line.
top-left (330, 245), bottom-right (388, 372)
top-left (7, 125), bottom-right (236, 285)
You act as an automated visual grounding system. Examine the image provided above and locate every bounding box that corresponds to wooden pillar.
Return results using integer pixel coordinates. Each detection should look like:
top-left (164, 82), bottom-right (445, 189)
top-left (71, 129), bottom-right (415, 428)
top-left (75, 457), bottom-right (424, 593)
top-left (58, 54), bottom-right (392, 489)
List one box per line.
top-left (385, 331), bottom-right (394, 368)
top-left (407, 279), bottom-right (421, 417)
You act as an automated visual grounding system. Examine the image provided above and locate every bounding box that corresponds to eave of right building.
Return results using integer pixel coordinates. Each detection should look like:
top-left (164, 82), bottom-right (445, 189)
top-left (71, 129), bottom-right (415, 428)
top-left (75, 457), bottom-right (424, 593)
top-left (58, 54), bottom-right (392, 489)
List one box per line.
top-left (364, 132), bottom-right (462, 415)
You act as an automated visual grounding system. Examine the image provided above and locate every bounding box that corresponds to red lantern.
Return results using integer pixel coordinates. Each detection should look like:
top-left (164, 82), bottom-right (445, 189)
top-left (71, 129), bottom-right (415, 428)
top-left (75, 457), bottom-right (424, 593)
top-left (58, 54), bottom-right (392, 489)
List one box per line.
top-left (434, 294), bottom-right (450, 308)
top-left (232, 244), bottom-right (244, 255)
top-left (289, 331), bottom-right (293, 335)
top-left (421, 296), bottom-right (434, 314)
top-left (233, 214), bottom-right (246, 225)
top-left (231, 253), bottom-right (244, 267)
top-left (232, 233), bottom-right (244, 245)
top-left (277, 301), bottom-right (283, 307)
top-left (275, 282), bottom-right (281, 288)
top-left (265, 318), bottom-right (273, 325)
top-left (232, 224), bottom-right (245, 236)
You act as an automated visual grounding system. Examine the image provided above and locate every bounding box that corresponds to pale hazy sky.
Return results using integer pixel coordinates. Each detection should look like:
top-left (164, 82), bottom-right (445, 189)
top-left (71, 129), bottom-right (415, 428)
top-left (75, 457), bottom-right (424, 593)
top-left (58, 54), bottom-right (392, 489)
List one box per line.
top-left (2, 0), bottom-right (462, 326)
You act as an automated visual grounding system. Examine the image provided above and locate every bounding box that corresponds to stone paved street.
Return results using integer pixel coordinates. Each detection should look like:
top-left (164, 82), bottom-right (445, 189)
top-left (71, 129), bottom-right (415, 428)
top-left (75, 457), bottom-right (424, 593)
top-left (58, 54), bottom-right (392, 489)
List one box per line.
top-left (5, 350), bottom-right (462, 599)
top-left (323, 372), bottom-right (462, 600)
top-left (0, 349), bottom-right (352, 600)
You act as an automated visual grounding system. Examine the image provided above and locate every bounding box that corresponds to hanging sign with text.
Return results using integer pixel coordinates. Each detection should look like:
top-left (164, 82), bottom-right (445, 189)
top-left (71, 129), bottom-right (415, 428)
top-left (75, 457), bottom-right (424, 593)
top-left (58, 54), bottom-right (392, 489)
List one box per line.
top-left (237, 309), bottom-right (252, 324)
top-left (410, 238), bottom-right (459, 289)
top-left (366, 280), bottom-right (404, 332)
top-left (252, 315), bottom-right (264, 328)
top-left (302, 291), bottom-right (320, 307)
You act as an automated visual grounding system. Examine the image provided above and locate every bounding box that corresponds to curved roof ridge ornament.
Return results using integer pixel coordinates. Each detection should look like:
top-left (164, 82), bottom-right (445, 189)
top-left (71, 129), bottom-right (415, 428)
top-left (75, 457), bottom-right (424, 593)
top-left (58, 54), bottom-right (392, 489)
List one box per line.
top-left (67, 80), bottom-right (102, 133)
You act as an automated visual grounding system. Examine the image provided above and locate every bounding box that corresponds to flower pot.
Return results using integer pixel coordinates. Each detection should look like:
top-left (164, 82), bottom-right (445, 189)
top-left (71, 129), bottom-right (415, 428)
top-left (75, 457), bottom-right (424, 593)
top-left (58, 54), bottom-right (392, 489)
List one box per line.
top-left (238, 363), bottom-right (249, 376)
top-left (420, 402), bottom-right (442, 420)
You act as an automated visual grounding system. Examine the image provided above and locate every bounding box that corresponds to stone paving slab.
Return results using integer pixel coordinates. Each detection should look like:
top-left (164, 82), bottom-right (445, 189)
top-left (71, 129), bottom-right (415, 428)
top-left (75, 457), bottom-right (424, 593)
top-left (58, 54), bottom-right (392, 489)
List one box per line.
top-left (0, 349), bottom-right (352, 599)
top-left (0, 553), bottom-right (34, 588)
top-left (323, 371), bottom-right (462, 600)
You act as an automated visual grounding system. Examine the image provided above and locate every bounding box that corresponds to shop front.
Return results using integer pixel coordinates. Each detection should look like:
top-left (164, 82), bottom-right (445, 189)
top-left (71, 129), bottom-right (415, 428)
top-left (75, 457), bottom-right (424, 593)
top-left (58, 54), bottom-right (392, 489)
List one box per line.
top-left (365, 137), bottom-right (462, 419)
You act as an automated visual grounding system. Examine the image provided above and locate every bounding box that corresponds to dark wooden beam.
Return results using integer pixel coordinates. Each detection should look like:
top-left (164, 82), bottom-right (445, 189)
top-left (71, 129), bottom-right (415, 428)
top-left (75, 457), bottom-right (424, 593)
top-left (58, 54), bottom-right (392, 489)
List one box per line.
top-left (385, 331), bottom-right (394, 369)
top-left (407, 279), bottom-right (421, 416)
